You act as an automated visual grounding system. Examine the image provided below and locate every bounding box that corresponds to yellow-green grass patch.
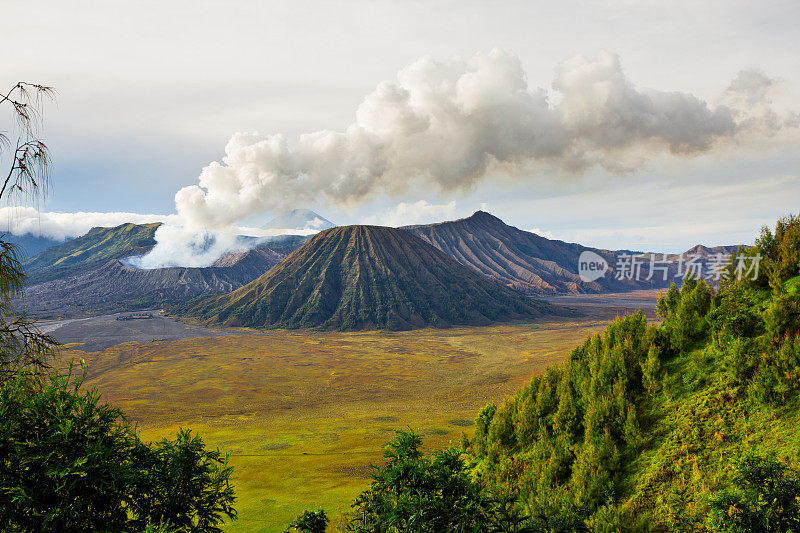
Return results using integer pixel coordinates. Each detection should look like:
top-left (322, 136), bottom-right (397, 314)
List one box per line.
top-left (61, 317), bottom-right (609, 532)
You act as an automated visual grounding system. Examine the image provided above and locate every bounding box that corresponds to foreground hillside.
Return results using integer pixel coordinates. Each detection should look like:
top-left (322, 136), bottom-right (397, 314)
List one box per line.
top-left (173, 225), bottom-right (556, 331)
top-left (467, 214), bottom-right (800, 530)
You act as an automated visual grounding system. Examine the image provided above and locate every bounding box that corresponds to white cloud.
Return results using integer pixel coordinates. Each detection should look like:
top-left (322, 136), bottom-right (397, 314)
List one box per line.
top-left (173, 50), bottom-right (796, 234)
top-left (0, 207), bottom-right (177, 241)
top-left (0, 208), bottom-right (317, 269)
top-left (527, 227), bottom-right (556, 240)
top-left (361, 200), bottom-right (457, 227)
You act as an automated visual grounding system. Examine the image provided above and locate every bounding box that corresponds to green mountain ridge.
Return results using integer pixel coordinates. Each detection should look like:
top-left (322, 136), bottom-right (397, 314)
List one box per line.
top-left (171, 224), bottom-right (558, 331)
top-left (23, 222), bottom-right (161, 284)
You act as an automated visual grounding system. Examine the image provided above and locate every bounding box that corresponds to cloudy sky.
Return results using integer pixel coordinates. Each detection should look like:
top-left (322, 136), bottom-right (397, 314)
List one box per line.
top-left (1, 0), bottom-right (798, 255)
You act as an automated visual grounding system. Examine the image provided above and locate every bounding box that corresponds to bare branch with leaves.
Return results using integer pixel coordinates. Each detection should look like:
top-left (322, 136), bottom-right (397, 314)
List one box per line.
top-left (0, 82), bottom-right (58, 381)
top-left (0, 82), bottom-right (55, 205)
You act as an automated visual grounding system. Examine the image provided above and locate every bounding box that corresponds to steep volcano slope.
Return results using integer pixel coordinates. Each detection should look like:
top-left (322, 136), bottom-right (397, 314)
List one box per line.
top-left (404, 211), bottom-right (670, 295)
top-left (173, 225), bottom-right (554, 331)
top-left (23, 245), bottom-right (284, 318)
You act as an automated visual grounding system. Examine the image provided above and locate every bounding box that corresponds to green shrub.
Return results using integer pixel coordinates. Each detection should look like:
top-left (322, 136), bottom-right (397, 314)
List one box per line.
top-left (473, 402), bottom-right (497, 459)
top-left (709, 453), bottom-right (800, 532)
top-left (346, 431), bottom-right (528, 532)
top-left (286, 509), bottom-right (328, 532)
top-left (0, 369), bottom-right (141, 531)
top-left (764, 292), bottom-right (800, 341)
top-left (131, 429), bottom-right (236, 533)
top-left (0, 369), bottom-right (236, 532)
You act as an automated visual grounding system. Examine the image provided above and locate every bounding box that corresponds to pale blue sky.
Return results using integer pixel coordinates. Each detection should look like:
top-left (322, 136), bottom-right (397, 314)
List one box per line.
top-left (1, 0), bottom-right (798, 252)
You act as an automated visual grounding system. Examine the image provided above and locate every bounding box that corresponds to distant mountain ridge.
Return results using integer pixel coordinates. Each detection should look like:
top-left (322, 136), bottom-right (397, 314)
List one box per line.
top-left (18, 213), bottom-right (745, 320)
top-left (19, 222), bottom-right (302, 318)
top-left (172, 225), bottom-right (556, 331)
top-left (403, 211), bottom-right (657, 295)
top-left (22, 245), bottom-right (285, 318)
top-left (2, 233), bottom-right (66, 259)
top-left (402, 211), bottom-right (746, 295)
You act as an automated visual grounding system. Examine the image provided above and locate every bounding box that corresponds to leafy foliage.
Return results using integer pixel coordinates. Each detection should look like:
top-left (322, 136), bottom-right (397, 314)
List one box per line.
top-left (0, 239), bottom-right (57, 382)
top-left (0, 82), bottom-right (54, 205)
top-left (345, 430), bottom-right (530, 532)
top-left (709, 453), bottom-right (800, 532)
top-left (470, 214), bottom-right (800, 529)
top-left (0, 369), bottom-right (236, 532)
top-left (131, 429), bottom-right (237, 533)
top-left (0, 82), bottom-right (57, 383)
top-left (0, 367), bottom-right (141, 531)
top-left (286, 509), bottom-right (329, 532)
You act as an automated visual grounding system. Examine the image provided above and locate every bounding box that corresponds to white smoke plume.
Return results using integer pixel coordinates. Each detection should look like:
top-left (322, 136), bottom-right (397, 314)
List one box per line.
top-left (361, 200), bottom-right (457, 227)
top-left (127, 224), bottom-right (316, 269)
top-left (173, 50), bottom-right (794, 230)
top-left (135, 49), bottom-right (795, 268)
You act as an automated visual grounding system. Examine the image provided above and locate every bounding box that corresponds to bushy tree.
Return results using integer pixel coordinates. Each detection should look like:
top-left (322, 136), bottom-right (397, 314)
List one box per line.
top-left (346, 430), bottom-right (529, 532)
top-left (0, 368), bottom-right (141, 531)
top-left (757, 214), bottom-right (800, 288)
top-left (710, 453), bottom-right (800, 532)
top-left (473, 402), bottom-right (497, 459)
top-left (131, 429), bottom-right (236, 533)
top-left (668, 280), bottom-right (713, 352)
top-left (764, 291), bottom-right (800, 341)
top-left (709, 283), bottom-right (765, 339)
top-left (286, 509), bottom-right (328, 532)
top-left (0, 369), bottom-right (236, 532)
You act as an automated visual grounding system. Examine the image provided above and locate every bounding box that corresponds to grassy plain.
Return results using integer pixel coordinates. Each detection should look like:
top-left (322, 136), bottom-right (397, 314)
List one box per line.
top-left (60, 316), bottom-right (614, 532)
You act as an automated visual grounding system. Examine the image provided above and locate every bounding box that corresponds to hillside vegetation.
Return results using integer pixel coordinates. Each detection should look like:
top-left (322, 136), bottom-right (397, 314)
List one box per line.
top-left (469, 214), bottom-right (800, 530)
top-left (173, 225), bottom-right (556, 331)
top-left (24, 222), bottom-right (160, 284)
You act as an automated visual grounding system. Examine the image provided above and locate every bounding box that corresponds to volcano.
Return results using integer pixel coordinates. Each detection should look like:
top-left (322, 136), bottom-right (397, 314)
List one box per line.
top-left (404, 211), bottom-right (671, 295)
top-left (172, 225), bottom-right (554, 331)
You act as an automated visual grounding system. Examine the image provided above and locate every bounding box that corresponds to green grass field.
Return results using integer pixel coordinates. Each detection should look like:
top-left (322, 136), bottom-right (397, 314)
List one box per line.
top-left (61, 317), bottom-right (610, 531)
